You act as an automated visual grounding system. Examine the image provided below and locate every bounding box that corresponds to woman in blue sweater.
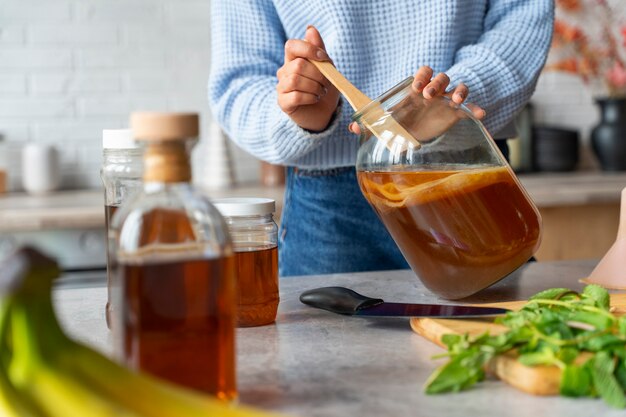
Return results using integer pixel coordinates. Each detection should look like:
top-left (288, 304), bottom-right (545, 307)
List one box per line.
top-left (209, 1), bottom-right (554, 277)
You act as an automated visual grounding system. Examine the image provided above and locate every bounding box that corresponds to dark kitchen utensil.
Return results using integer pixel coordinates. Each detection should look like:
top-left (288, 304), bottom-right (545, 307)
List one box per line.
top-left (299, 287), bottom-right (510, 318)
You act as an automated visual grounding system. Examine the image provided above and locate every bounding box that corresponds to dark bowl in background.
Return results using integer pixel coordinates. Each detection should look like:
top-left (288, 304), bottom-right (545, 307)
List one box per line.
top-left (532, 126), bottom-right (580, 172)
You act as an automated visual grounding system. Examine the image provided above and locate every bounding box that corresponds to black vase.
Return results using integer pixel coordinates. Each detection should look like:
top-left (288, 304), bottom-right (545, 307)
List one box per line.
top-left (591, 98), bottom-right (626, 171)
top-left (533, 126), bottom-right (579, 172)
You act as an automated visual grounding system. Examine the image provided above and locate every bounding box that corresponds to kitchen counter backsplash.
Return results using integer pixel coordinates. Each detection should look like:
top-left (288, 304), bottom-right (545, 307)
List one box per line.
top-left (1, 171), bottom-right (625, 233)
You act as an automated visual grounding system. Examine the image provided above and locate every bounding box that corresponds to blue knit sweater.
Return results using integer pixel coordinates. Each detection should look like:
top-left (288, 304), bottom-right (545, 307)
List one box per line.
top-left (208, 0), bottom-right (554, 168)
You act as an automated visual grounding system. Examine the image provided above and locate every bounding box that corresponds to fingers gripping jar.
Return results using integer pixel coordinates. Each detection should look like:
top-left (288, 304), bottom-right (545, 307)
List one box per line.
top-left (354, 77), bottom-right (542, 300)
top-left (213, 198), bottom-right (279, 327)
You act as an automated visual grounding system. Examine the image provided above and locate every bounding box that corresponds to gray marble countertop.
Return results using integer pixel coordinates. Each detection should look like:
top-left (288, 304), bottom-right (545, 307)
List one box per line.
top-left (53, 260), bottom-right (626, 417)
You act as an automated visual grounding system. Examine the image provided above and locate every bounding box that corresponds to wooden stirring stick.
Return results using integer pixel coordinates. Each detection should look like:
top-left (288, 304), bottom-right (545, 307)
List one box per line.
top-left (308, 60), bottom-right (421, 150)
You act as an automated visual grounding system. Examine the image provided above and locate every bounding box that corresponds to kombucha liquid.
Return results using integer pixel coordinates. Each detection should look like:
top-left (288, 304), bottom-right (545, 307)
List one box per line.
top-left (358, 166), bottom-right (541, 299)
top-left (234, 245), bottom-right (279, 327)
top-left (116, 207), bottom-right (237, 400)
top-left (120, 255), bottom-right (237, 400)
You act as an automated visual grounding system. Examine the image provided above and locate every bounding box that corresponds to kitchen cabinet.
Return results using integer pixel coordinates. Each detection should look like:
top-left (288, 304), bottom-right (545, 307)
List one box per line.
top-left (0, 191), bottom-right (107, 269)
top-left (517, 172), bottom-right (625, 261)
top-left (54, 259), bottom-right (612, 416)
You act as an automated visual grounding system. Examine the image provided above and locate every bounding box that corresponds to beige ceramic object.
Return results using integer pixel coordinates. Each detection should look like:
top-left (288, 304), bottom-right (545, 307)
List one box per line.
top-left (582, 187), bottom-right (626, 289)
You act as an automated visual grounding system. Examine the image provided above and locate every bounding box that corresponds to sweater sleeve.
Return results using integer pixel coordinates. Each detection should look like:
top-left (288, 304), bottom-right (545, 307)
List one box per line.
top-left (445, 0), bottom-right (554, 134)
top-left (208, 0), bottom-right (341, 165)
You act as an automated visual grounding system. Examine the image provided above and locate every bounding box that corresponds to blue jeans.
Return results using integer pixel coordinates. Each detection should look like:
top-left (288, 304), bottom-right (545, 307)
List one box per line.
top-left (278, 140), bottom-right (510, 277)
top-left (279, 167), bottom-right (409, 276)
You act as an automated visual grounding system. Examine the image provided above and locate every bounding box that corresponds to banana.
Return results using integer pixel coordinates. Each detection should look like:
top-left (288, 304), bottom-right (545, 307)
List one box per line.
top-left (0, 301), bottom-right (45, 417)
top-left (69, 342), bottom-right (272, 417)
top-left (8, 302), bottom-right (141, 417)
top-left (0, 247), bottom-right (285, 417)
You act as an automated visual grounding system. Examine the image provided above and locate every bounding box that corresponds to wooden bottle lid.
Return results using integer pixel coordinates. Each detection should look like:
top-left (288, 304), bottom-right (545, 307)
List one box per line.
top-left (130, 112), bottom-right (199, 141)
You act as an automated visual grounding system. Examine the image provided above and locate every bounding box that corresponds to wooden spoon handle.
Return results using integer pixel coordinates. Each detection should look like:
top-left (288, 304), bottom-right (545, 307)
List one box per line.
top-left (308, 60), bottom-right (372, 111)
top-left (308, 59), bottom-right (421, 150)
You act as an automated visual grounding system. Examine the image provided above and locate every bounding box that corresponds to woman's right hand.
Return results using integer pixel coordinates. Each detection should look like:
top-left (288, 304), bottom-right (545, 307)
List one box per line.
top-left (276, 26), bottom-right (340, 132)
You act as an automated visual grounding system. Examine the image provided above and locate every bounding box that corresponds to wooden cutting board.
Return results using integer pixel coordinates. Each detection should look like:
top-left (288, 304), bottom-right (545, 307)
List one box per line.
top-left (411, 293), bottom-right (626, 395)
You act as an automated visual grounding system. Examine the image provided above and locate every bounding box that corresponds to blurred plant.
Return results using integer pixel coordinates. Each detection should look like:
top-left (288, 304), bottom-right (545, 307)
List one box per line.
top-left (547, 0), bottom-right (626, 97)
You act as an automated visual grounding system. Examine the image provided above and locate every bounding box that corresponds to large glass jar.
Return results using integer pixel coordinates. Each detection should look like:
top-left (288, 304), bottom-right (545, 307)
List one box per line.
top-left (100, 129), bottom-right (143, 328)
top-left (109, 112), bottom-right (236, 401)
top-left (213, 198), bottom-right (279, 327)
top-left (354, 77), bottom-right (542, 300)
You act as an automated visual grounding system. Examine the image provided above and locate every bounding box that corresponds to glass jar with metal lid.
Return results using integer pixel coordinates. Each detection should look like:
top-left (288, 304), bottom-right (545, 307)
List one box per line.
top-left (100, 129), bottom-right (143, 328)
top-left (213, 198), bottom-right (279, 327)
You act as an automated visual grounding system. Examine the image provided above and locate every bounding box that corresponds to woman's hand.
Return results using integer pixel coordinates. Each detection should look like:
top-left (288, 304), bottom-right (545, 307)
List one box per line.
top-left (349, 66), bottom-right (486, 134)
top-left (413, 66), bottom-right (485, 118)
top-left (276, 26), bottom-right (340, 132)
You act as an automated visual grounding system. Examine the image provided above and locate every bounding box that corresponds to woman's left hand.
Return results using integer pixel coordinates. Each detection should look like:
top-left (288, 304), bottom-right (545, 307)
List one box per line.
top-left (348, 66), bottom-right (485, 134)
top-left (413, 66), bottom-right (485, 118)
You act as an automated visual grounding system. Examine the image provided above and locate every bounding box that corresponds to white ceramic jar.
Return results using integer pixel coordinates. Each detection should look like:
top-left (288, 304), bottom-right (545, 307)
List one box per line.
top-left (21, 143), bottom-right (61, 194)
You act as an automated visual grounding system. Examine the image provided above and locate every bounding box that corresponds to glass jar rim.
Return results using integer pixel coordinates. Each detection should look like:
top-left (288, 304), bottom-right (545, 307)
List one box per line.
top-left (351, 76), bottom-right (475, 123)
top-left (213, 197), bottom-right (275, 216)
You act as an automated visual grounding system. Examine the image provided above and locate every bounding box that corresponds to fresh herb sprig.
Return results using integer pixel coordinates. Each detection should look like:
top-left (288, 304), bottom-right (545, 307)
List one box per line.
top-left (424, 285), bottom-right (626, 408)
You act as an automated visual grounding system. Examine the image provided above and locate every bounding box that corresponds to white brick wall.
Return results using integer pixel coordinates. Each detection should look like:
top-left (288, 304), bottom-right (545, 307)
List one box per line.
top-left (0, 1), bottom-right (606, 192)
top-left (0, 0), bottom-right (259, 192)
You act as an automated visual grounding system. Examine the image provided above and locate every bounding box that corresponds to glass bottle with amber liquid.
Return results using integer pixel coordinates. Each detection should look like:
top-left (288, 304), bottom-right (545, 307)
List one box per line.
top-left (109, 112), bottom-right (236, 401)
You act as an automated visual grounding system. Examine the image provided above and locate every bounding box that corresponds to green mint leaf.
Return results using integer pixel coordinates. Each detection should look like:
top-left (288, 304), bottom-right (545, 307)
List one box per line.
top-left (568, 311), bottom-right (613, 332)
top-left (560, 364), bottom-right (592, 397)
top-left (441, 334), bottom-right (462, 349)
top-left (582, 334), bottom-right (624, 352)
top-left (614, 347), bottom-right (626, 361)
top-left (582, 285), bottom-right (610, 310)
top-left (616, 360), bottom-right (626, 391)
top-left (618, 317), bottom-right (626, 336)
top-left (529, 288), bottom-right (575, 301)
top-left (591, 351), bottom-right (626, 408)
top-left (424, 351), bottom-right (486, 394)
top-left (558, 347), bottom-right (580, 365)
top-left (496, 311), bottom-right (528, 328)
top-left (483, 333), bottom-right (512, 351)
top-left (518, 348), bottom-right (558, 367)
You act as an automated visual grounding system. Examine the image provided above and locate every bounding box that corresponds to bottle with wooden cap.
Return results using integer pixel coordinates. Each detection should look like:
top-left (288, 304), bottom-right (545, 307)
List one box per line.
top-left (109, 112), bottom-right (236, 401)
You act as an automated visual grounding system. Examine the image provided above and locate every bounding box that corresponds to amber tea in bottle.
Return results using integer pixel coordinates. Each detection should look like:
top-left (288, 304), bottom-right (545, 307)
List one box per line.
top-left (110, 112), bottom-right (236, 401)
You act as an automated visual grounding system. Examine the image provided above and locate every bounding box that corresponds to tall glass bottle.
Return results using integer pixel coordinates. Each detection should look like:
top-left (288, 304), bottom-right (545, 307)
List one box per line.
top-left (100, 129), bottom-right (142, 328)
top-left (109, 112), bottom-right (236, 401)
